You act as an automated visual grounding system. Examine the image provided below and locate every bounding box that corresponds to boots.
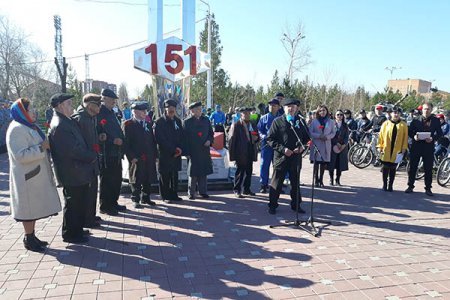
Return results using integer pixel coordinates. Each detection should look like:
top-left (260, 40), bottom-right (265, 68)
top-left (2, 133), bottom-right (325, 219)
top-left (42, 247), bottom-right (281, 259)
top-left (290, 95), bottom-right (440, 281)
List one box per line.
top-left (23, 233), bottom-right (45, 252)
top-left (335, 175), bottom-right (342, 186)
top-left (318, 164), bottom-right (326, 187)
top-left (329, 171), bottom-right (334, 186)
top-left (314, 166), bottom-right (320, 187)
top-left (32, 231), bottom-right (48, 247)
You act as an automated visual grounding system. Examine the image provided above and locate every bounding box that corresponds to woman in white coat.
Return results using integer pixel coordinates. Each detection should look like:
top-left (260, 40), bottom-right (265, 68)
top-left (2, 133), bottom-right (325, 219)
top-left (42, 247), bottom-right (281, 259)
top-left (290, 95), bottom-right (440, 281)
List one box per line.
top-left (309, 105), bottom-right (336, 187)
top-left (6, 98), bottom-right (61, 252)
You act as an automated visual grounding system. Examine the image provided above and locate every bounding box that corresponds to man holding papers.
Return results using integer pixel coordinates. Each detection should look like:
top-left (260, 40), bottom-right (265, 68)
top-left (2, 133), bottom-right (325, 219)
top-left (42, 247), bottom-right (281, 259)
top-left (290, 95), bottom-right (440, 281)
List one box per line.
top-left (405, 102), bottom-right (443, 196)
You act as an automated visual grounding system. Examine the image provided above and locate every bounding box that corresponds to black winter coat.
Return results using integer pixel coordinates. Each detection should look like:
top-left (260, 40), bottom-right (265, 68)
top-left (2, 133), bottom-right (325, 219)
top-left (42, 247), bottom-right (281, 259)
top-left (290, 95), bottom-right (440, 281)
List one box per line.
top-left (154, 114), bottom-right (183, 172)
top-left (183, 115), bottom-right (213, 177)
top-left (228, 119), bottom-right (258, 166)
top-left (97, 105), bottom-right (124, 158)
top-left (49, 111), bottom-right (97, 187)
top-left (266, 115), bottom-right (310, 170)
top-left (408, 115), bottom-right (443, 148)
top-left (123, 118), bottom-right (158, 183)
top-left (71, 106), bottom-right (100, 176)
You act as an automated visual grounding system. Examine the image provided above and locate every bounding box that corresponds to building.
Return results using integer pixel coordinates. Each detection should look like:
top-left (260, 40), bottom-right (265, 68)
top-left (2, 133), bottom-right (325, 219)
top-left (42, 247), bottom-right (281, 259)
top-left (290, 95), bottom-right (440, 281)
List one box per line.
top-left (387, 79), bottom-right (432, 96)
top-left (81, 80), bottom-right (117, 95)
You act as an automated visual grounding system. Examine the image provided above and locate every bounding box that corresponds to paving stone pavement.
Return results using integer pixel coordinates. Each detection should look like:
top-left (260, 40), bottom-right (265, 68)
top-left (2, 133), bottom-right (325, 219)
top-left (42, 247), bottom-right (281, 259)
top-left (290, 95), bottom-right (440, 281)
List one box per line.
top-left (0, 153), bottom-right (449, 299)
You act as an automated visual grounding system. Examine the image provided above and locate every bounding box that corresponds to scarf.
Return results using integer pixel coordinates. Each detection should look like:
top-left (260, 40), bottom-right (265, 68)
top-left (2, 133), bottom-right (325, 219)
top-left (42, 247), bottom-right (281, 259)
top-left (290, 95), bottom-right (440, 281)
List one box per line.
top-left (10, 99), bottom-right (46, 141)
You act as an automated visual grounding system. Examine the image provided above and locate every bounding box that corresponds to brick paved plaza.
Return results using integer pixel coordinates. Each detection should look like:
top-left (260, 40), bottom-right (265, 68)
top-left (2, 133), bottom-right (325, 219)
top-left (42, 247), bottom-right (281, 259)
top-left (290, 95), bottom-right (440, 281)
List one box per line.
top-left (0, 153), bottom-right (449, 299)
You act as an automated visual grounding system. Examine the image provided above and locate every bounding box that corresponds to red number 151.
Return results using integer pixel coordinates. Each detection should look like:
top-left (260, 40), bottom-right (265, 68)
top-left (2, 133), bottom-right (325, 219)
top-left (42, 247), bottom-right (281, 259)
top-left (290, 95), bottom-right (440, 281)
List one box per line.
top-left (145, 43), bottom-right (197, 76)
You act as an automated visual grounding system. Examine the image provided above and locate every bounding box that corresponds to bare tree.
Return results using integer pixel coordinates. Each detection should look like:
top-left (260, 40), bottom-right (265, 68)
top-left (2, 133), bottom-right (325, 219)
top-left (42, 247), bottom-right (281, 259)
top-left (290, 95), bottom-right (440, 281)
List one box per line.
top-left (281, 21), bottom-right (311, 84)
top-left (0, 16), bottom-right (47, 100)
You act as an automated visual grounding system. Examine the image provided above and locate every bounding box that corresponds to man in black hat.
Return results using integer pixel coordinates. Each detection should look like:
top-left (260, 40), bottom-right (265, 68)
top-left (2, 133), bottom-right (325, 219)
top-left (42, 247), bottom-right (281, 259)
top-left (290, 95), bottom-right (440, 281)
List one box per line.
top-left (123, 102), bottom-right (158, 208)
top-left (155, 99), bottom-right (184, 201)
top-left (71, 93), bottom-right (103, 228)
top-left (266, 98), bottom-right (310, 215)
top-left (97, 88), bottom-right (125, 215)
top-left (48, 93), bottom-right (97, 243)
top-left (183, 102), bottom-right (214, 200)
top-left (356, 109), bottom-right (370, 143)
top-left (343, 109), bottom-right (358, 144)
top-left (257, 98), bottom-right (282, 193)
top-left (228, 107), bottom-right (259, 198)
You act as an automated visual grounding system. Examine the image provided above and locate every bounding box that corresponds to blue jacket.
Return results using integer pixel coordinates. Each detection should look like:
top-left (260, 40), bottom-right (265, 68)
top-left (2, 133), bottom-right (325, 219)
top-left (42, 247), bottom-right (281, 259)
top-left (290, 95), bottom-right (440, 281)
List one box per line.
top-left (209, 111), bottom-right (226, 126)
top-left (257, 112), bottom-right (282, 146)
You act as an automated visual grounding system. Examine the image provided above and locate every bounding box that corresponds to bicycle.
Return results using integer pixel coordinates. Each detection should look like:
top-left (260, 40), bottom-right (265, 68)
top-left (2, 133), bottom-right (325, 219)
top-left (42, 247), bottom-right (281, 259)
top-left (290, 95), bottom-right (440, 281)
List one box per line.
top-left (351, 132), bottom-right (380, 169)
top-left (408, 147), bottom-right (448, 180)
top-left (437, 152), bottom-right (450, 187)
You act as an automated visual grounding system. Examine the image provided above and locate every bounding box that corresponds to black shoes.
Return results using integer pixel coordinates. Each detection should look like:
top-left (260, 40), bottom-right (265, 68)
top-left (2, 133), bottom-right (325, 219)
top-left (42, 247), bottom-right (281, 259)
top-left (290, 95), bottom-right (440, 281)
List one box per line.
top-left (23, 234), bottom-right (45, 252)
top-left (260, 185), bottom-right (268, 193)
top-left (63, 235), bottom-right (89, 244)
top-left (115, 204), bottom-right (127, 211)
top-left (243, 190), bottom-right (256, 196)
top-left (425, 189), bottom-right (434, 196)
top-left (405, 187), bottom-right (414, 193)
top-left (188, 195), bottom-right (195, 200)
top-left (268, 207), bottom-right (276, 215)
top-left (85, 221), bottom-right (101, 228)
top-left (133, 202), bottom-right (143, 209)
top-left (290, 204), bottom-right (306, 213)
top-left (335, 178), bottom-right (342, 186)
top-left (329, 178), bottom-right (334, 186)
top-left (234, 192), bottom-right (245, 198)
top-left (100, 208), bottom-right (119, 216)
top-left (200, 194), bottom-right (210, 199)
top-left (142, 199), bottom-right (156, 206)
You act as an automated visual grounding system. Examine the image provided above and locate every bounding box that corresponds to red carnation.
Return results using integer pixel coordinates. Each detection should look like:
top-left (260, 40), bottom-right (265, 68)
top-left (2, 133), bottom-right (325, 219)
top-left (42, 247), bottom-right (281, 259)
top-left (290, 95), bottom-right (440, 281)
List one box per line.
top-left (197, 132), bottom-right (203, 137)
top-left (251, 131), bottom-right (258, 135)
top-left (100, 119), bottom-right (107, 126)
top-left (318, 125), bottom-right (325, 129)
top-left (93, 143), bottom-right (101, 153)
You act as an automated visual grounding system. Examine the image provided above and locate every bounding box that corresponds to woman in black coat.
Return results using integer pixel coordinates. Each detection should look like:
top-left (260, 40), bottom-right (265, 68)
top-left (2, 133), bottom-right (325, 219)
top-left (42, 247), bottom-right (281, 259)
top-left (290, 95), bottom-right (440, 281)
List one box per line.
top-left (328, 110), bottom-right (349, 186)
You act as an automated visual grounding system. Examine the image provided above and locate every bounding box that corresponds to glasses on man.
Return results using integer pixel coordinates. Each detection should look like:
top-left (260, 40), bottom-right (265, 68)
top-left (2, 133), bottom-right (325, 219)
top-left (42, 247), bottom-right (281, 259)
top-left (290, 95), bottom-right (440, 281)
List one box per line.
top-left (336, 114), bottom-right (343, 116)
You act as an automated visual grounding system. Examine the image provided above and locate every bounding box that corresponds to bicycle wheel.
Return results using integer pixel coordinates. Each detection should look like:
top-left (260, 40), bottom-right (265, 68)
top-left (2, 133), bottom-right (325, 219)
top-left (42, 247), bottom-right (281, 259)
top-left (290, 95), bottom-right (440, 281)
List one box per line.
top-left (351, 146), bottom-right (373, 169)
top-left (415, 157), bottom-right (425, 179)
top-left (348, 144), bottom-right (361, 165)
top-left (437, 157), bottom-right (450, 187)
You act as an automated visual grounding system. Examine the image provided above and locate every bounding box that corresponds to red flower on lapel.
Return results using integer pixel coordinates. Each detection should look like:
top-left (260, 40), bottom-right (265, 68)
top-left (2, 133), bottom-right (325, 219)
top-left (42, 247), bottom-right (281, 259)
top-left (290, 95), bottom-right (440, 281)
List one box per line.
top-left (318, 125), bottom-right (325, 129)
top-left (100, 119), bottom-right (107, 126)
top-left (197, 132), bottom-right (203, 137)
top-left (93, 144), bottom-right (100, 153)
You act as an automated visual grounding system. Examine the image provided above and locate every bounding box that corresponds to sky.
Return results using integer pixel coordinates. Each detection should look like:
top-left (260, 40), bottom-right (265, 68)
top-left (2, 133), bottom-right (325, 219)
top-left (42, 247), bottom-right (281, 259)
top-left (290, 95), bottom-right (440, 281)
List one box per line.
top-left (1, 0), bottom-right (450, 98)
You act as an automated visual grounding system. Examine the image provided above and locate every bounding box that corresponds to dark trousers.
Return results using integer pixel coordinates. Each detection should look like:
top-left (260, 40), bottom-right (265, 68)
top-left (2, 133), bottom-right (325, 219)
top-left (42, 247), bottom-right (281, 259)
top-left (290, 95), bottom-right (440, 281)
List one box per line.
top-left (408, 144), bottom-right (434, 190)
top-left (131, 182), bottom-right (151, 203)
top-left (381, 161), bottom-right (397, 188)
top-left (233, 161), bottom-right (253, 193)
top-left (99, 158), bottom-right (122, 210)
top-left (62, 184), bottom-right (89, 239)
top-left (269, 159), bottom-right (302, 209)
top-left (84, 178), bottom-right (98, 226)
top-left (159, 171), bottom-right (179, 200)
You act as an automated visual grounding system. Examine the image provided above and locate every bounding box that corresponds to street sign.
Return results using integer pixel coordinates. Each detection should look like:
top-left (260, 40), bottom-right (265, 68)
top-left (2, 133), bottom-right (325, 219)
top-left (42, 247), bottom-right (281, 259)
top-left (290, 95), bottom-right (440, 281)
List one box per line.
top-left (134, 36), bottom-right (210, 82)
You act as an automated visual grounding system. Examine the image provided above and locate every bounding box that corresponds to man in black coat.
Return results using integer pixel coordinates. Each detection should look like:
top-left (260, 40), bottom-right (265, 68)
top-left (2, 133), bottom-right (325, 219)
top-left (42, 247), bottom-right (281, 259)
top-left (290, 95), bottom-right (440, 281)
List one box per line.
top-left (406, 102), bottom-right (443, 196)
top-left (71, 93), bottom-right (103, 228)
top-left (155, 99), bottom-right (184, 202)
top-left (266, 99), bottom-right (310, 215)
top-left (97, 88), bottom-right (125, 215)
top-left (228, 107), bottom-right (259, 198)
top-left (48, 93), bottom-right (97, 243)
top-left (183, 102), bottom-right (214, 200)
top-left (123, 102), bottom-right (158, 208)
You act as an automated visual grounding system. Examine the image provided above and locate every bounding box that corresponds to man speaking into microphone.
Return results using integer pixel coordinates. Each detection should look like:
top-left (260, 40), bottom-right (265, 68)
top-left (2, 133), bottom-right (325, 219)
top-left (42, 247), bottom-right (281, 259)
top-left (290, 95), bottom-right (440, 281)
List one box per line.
top-left (266, 98), bottom-right (310, 215)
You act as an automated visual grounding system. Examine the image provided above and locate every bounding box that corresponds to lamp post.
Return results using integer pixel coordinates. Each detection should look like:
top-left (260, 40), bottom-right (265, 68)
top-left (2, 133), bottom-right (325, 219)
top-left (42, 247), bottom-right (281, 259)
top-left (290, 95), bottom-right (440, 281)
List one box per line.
top-left (385, 66), bottom-right (401, 79)
top-left (199, 0), bottom-right (212, 109)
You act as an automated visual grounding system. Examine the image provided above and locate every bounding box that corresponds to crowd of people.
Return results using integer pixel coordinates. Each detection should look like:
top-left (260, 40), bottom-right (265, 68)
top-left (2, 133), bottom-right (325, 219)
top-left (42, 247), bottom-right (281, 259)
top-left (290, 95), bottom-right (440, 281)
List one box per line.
top-left (5, 89), bottom-right (449, 252)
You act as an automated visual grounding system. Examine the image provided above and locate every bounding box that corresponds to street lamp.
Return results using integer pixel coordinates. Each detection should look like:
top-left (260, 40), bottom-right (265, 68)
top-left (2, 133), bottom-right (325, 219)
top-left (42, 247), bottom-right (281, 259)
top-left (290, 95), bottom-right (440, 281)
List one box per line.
top-left (199, 0), bottom-right (212, 109)
top-left (282, 32), bottom-right (306, 83)
top-left (385, 66), bottom-right (401, 78)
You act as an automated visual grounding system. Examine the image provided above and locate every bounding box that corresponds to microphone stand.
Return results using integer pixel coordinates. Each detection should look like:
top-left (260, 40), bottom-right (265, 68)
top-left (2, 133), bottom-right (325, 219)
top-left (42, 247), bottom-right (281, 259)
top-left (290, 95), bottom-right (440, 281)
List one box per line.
top-left (270, 120), bottom-right (308, 233)
top-left (299, 118), bottom-right (331, 237)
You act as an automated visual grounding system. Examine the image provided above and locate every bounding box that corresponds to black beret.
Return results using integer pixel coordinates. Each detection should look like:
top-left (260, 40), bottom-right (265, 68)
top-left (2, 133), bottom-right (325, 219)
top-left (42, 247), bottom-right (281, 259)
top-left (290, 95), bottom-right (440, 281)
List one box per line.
top-left (50, 93), bottom-right (74, 108)
top-left (343, 109), bottom-right (352, 115)
top-left (268, 98), bottom-right (280, 105)
top-left (83, 93), bottom-right (101, 105)
top-left (130, 101), bottom-right (149, 111)
top-left (387, 106), bottom-right (400, 113)
top-left (164, 99), bottom-right (178, 108)
top-left (237, 107), bottom-right (252, 112)
top-left (359, 109), bottom-right (366, 114)
top-left (101, 88), bottom-right (118, 99)
top-left (282, 98), bottom-right (300, 106)
top-left (189, 101), bottom-right (202, 109)
top-left (274, 92), bottom-right (285, 98)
